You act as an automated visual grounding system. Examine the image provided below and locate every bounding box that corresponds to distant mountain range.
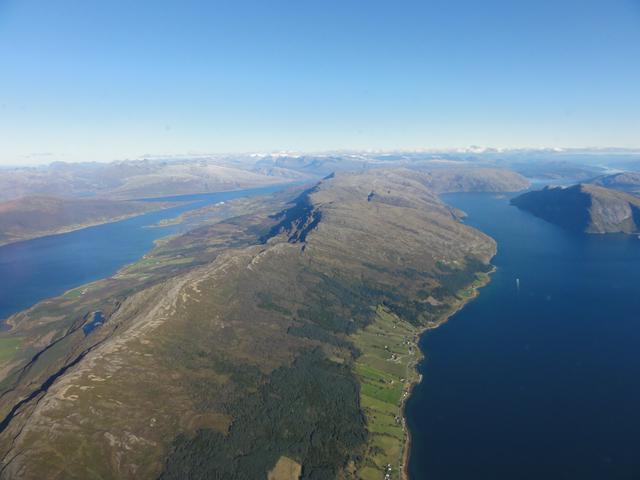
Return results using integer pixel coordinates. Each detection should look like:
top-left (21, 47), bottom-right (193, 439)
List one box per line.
top-left (4, 148), bottom-right (638, 202)
top-left (0, 160), bottom-right (298, 202)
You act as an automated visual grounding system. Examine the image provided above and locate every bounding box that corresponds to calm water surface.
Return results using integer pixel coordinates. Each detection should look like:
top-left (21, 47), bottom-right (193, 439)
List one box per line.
top-left (0, 185), bottom-right (289, 321)
top-left (407, 192), bottom-right (640, 480)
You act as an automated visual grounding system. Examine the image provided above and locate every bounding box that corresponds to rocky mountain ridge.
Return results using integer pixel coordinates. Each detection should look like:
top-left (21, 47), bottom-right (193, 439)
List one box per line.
top-left (0, 168), bottom-right (504, 479)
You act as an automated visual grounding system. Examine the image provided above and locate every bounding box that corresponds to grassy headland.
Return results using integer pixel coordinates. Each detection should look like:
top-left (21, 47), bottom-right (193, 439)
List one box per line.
top-left (353, 264), bottom-right (494, 480)
top-left (0, 169), bottom-right (498, 479)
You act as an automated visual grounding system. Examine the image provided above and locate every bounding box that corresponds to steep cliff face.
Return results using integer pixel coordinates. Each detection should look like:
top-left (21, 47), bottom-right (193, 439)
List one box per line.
top-left (511, 184), bottom-right (640, 234)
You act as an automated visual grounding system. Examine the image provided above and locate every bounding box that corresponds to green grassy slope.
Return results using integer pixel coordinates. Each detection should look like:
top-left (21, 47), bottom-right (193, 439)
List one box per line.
top-left (0, 169), bottom-right (496, 479)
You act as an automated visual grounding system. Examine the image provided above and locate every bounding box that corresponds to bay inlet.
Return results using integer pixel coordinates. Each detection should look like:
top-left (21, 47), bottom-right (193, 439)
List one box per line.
top-left (0, 184), bottom-right (290, 322)
top-left (406, 192), bottom-right (640, 479)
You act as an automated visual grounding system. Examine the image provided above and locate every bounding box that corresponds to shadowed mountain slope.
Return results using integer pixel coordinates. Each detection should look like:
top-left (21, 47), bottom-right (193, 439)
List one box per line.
top-left (511, 184), bottom-right (640, 234)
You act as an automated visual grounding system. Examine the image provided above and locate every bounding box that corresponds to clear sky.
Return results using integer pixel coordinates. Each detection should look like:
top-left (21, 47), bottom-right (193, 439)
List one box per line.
top-left (1, 0), bottom-right (639, 164)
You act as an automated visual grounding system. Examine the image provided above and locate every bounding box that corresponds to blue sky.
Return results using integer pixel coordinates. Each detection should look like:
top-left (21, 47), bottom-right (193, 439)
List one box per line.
top-left (0, 0), bottom-right (639, 164)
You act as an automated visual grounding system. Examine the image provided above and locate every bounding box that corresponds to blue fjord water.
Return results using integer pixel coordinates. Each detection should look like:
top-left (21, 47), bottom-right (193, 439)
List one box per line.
top-left (0, 185), bottom-right (289, 321)
top-left (406, 192), bottom-right (640, 479)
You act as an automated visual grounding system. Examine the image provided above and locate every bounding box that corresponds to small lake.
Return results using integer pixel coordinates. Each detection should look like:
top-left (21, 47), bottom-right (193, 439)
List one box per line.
top-left (0, 184), bottom-right (291, 321)
top-left (406, 192), bottom-right (640, 479)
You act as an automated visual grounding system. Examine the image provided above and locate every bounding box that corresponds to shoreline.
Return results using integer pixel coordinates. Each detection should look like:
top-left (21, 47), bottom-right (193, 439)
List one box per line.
top-left (0, 182), bottom-right (298, 248)
top-left (0, 206), bottom-right (177, 249)
top-left (399, 265), bottom-right (496, 480)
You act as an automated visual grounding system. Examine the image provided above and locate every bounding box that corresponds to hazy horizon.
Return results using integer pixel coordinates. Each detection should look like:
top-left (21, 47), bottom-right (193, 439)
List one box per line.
top-left (1, 0), bottom-right (639, 165)
top-left (2, 146), bottom-right (640, 169)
